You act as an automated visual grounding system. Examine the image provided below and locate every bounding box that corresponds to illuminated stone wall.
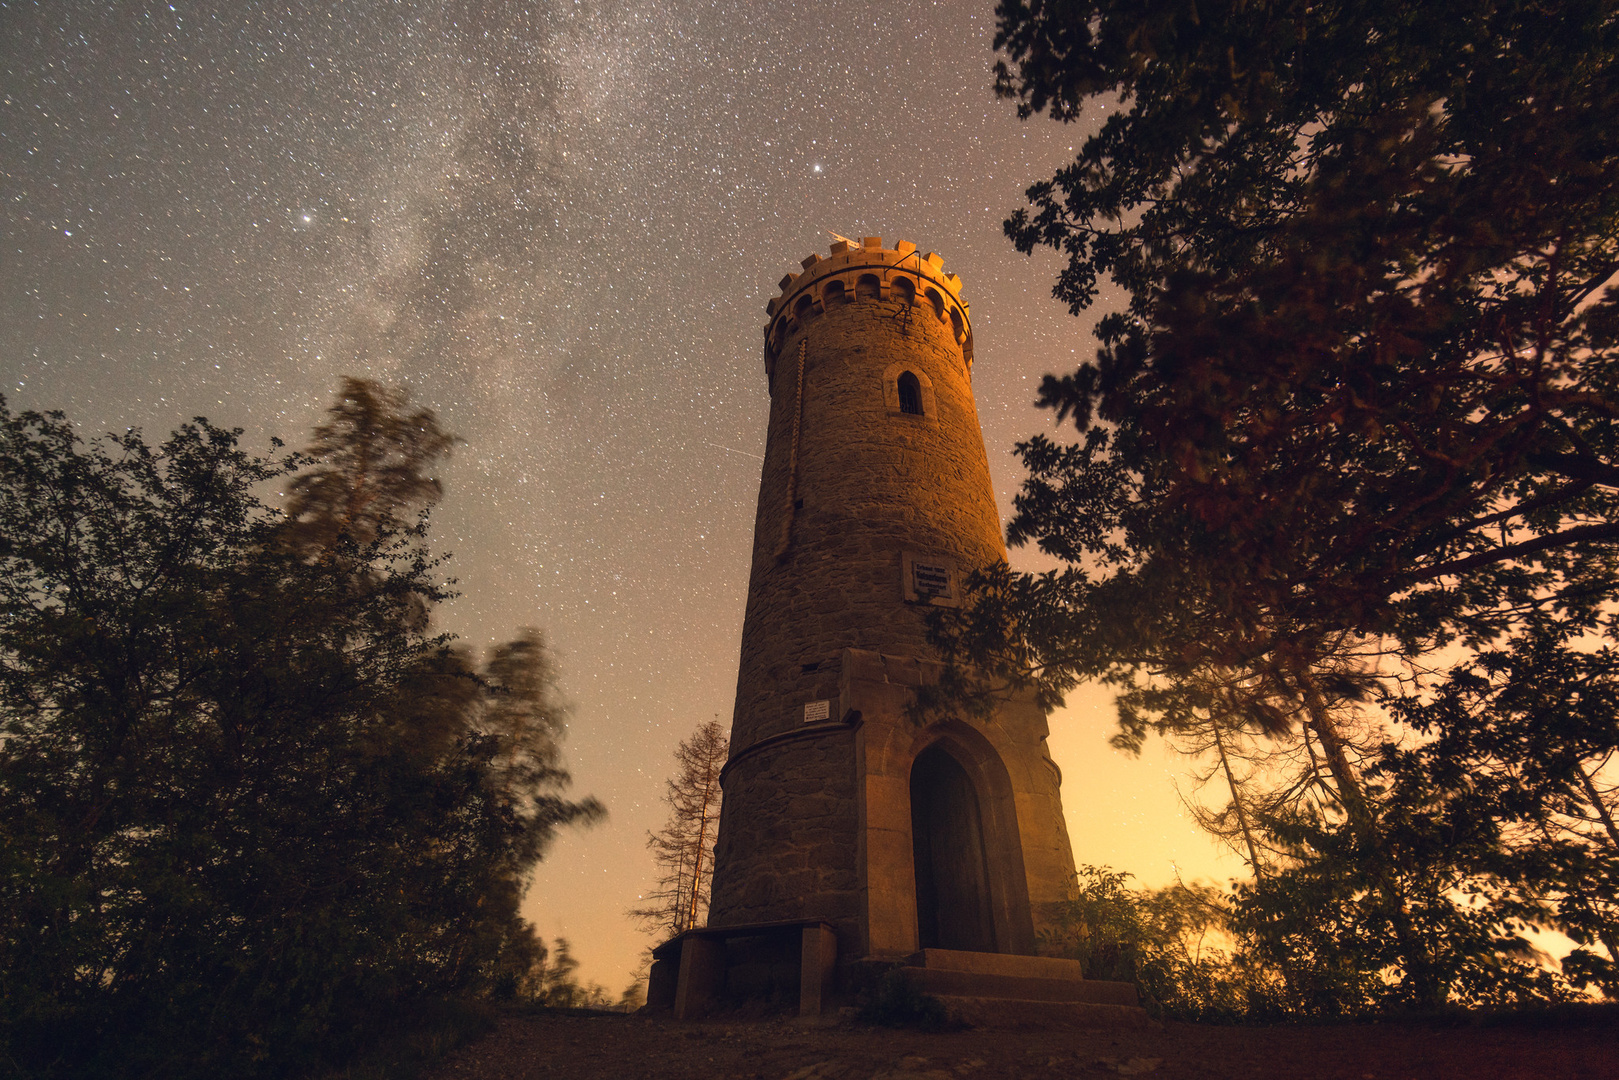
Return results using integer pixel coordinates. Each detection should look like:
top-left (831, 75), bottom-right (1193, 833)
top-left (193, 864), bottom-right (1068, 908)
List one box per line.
top-left (706, 238), bottom-right (1077, 963)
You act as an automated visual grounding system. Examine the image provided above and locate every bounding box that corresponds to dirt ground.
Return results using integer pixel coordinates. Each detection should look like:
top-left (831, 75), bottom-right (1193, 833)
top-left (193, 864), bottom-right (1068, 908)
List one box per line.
top-left (423, 1008), bottom-right (1619, 1080)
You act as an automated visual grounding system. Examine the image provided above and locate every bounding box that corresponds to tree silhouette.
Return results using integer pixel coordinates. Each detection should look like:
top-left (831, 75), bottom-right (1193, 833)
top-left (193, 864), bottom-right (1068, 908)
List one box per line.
top-left (630, 719), bottom-right (727, 938)
top-left (0, 385), bottom-right (599, 1078)
top-left (929, 0), bottom-right (1619, 1011)
top-left (282, 377), bottom-right (458, 554)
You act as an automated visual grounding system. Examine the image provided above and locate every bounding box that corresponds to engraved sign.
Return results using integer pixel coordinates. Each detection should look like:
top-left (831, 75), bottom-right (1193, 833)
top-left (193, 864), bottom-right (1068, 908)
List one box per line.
top-left (803, 699), bottom-right (832, 723)
top-left (901, 551), bottom-right (960, 605)
top-left (912, 561), bottom-right (952, 598)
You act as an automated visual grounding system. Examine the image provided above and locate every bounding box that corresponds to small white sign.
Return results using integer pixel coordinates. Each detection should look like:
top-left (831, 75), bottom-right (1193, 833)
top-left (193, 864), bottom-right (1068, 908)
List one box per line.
top-left (901, 550), bottom-right (960, 605)
top-left (803, 699), bottom-right (831, 723)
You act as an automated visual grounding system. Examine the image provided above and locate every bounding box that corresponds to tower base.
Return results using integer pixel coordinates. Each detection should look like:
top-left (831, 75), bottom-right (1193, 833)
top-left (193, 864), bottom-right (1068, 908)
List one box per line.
top-left (648, 935), bottom-right (1151, 1030)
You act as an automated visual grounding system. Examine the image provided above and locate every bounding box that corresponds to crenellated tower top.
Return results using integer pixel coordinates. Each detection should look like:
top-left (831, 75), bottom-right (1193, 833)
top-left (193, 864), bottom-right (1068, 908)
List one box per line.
top-left (763, 236), bottom-right (973, 376)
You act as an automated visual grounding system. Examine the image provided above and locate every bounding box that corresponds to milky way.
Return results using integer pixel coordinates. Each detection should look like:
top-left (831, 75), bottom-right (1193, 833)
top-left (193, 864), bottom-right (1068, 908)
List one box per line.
top-left (1, 0), bottom-right (1238, 988)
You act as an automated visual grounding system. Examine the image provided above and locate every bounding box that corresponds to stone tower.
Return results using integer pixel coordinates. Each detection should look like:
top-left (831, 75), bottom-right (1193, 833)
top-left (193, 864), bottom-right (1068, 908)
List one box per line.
top-left (703, 236), bottom-right (1079, 974)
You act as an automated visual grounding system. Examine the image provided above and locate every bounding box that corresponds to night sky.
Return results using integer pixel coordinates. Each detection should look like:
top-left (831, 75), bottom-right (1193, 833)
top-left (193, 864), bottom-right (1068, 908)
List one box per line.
top-left (1, 0), bottom-right (1240, 990)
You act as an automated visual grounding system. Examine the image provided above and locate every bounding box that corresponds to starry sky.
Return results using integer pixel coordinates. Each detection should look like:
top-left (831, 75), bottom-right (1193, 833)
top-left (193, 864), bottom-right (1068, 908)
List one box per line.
top-left (1, 0), bottom-right (1242, 990)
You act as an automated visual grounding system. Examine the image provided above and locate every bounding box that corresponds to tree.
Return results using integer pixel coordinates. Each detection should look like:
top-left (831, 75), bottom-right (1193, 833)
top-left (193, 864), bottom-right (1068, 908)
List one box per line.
top-left (617, 978), bottom-right (647, 1012)
top-left (629, 719), bottom-right (727, 939)
top-left (988, 0), bottom-right (1619, 671)
top-left (932, 0), bottom-right (1619, 1010)
top-left (484, 933), bottom-right (613, 1008)
top-left (1383, 614), bottom-right (1619, 997)
top-left (281, 376), bottom-right (459, 554)
top-left (0, 388), bottom-right (600, 1078)
top-left (529, 937), bottom-right (611, 1008)
top-left (1117, 657), bottom-right (1383, 881)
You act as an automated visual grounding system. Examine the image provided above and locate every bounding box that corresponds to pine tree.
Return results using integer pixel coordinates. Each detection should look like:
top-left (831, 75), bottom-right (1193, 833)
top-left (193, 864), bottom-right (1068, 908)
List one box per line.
top-left (630, 719), bottom-right (727, 938)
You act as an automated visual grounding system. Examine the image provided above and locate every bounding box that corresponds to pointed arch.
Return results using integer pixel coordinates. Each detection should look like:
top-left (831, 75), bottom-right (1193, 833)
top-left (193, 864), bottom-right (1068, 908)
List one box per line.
top-left (881, 361), bottom-right (936, 420)
top-left (905, 720), bottom-right (1037, 955)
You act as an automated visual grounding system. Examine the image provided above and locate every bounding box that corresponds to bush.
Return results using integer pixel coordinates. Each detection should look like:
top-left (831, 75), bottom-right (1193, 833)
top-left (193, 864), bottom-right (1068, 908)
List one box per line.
top-left (1042, 866), bottom-right (1283, 1022)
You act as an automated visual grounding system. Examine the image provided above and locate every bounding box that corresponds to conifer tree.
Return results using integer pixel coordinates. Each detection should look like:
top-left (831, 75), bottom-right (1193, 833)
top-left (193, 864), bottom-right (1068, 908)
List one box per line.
top-left (630, 719), bottom-right (727, 938)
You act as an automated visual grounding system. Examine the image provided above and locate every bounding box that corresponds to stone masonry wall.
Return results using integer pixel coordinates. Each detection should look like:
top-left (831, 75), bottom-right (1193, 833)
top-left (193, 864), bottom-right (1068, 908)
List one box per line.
top-left (707, 240), bottom-right (1009, 942)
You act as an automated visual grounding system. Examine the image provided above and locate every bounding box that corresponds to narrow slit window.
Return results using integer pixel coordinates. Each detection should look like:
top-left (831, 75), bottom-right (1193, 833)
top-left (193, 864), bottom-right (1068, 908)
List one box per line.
top-left (898, 371), bottom-right (923, 415)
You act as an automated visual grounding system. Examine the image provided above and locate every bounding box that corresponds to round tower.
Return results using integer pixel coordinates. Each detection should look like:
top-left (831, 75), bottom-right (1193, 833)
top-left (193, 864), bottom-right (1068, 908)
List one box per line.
top-left (706, 237), bottom-right (1076, 973)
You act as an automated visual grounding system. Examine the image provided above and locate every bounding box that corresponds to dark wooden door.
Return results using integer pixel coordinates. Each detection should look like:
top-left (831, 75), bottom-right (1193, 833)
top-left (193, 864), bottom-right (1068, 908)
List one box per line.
top-left (910, 745), bottom-right (996, 952)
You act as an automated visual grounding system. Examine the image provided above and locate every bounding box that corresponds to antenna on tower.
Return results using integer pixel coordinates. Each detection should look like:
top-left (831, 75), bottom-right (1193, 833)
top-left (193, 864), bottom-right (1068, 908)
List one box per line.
top-left (827, 230), bottom-right (858, 248)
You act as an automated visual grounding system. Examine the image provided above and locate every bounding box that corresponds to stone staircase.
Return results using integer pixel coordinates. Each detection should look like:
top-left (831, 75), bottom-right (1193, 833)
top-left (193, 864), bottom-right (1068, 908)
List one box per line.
top-left (897, 949), bottom-right (1151, 1028)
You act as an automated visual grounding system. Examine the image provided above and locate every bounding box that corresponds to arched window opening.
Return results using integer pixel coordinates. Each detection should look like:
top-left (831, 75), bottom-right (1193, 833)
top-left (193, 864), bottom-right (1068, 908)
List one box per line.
top-left (898, 371), bottom-right (923, 416)
top-left (794, 294), bottom-right (815, 321)
top-left (925, 288), bottom-right (946, 321)
top-left (822, 279), bottom-right (846, 306)
top-left (949, 307), bottom-right (965, 344)
top-left (856, 274), bottom-right (881, 300)
top-left (891, 276), bottom-right (915, 307)
top-left (910, 745), bottom-right (996, 952)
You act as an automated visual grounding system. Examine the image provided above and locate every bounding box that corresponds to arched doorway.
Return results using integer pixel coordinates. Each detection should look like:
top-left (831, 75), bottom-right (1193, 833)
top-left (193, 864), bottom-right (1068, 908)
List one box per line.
top-left (909, 744), bottom-right (996, 952)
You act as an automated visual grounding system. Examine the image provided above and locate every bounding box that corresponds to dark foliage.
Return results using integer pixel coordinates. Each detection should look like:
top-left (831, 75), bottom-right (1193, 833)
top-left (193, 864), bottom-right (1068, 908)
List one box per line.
top-left (0, 391), bottom-right (600, 1078)
top-left (1380, 614), bottom-right (1619, 998)
top-left (990, 0), bottom-right (1619, 663)
top-left (856, 969), bottom-right (951, 1030)
top-left (281, 377), bottom-right (460, 555)
top-left (922, 0), bottom-right (1619, 1012)
top-left (1042, 866), bottom-right (1281, 1022)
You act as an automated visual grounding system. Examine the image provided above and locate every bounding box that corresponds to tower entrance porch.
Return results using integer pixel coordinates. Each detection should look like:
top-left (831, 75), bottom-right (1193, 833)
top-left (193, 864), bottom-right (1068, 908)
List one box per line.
top-left (847, 659), bottom-right (1051, 962)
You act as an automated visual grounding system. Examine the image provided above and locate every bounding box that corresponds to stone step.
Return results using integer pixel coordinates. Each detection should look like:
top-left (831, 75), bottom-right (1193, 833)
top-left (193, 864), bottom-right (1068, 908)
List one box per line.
top-left (907, 948), bottom-right (1088, 981)
top-left (899, 965), bottom-right (1139, 1006)
top-left (930, 995), bottom-right (1155, 1030)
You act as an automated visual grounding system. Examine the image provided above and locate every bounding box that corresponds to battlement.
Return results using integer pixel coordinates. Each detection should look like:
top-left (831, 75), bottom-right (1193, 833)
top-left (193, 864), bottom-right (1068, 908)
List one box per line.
top-left (763, 237), bottom-right (973, 371)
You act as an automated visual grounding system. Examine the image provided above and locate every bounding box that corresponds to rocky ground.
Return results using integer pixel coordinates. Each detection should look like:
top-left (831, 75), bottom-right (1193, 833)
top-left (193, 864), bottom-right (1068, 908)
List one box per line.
top-left (422, 1007), bottom-right (1618, 1080)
